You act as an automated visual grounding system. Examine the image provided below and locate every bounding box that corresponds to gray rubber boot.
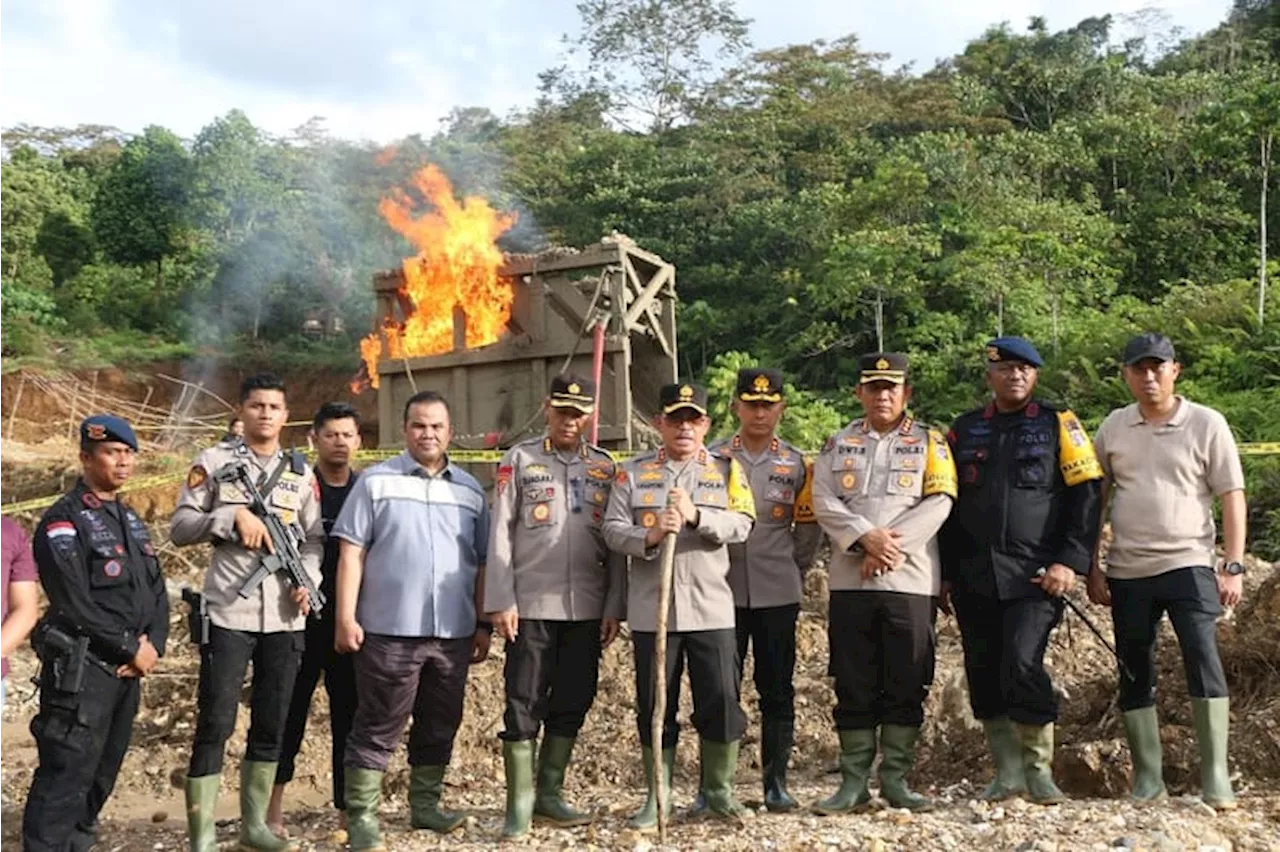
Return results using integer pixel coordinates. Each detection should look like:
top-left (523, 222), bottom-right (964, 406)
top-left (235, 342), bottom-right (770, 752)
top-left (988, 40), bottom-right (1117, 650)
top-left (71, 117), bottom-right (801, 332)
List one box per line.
top-left (184, 774), bottom-right (220, 852)
top-left (1015, 722), bottom-right (1066, 805)
top-left (812, 728), bottom-right (876, 815)
top-left (1191, 697), bottom-right (1236, 810)
top-left (980, 717), bottom-right (1028, 801)
top-left (502, 740), bottom-right (535, 838)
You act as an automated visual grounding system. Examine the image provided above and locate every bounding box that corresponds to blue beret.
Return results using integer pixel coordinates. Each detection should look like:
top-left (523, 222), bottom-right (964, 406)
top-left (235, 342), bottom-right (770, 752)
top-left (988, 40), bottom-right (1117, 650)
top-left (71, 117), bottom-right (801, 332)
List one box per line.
top-left (985, 336), bottom-right (1043, 368)
top-left (80, 414), bottom-right (138, 452)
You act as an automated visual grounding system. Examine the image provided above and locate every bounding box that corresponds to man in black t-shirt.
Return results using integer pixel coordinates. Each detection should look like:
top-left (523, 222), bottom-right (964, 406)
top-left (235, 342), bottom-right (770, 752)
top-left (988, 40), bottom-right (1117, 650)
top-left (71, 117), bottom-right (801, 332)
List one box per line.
top-left (267, 402), bottom-right (363, 838)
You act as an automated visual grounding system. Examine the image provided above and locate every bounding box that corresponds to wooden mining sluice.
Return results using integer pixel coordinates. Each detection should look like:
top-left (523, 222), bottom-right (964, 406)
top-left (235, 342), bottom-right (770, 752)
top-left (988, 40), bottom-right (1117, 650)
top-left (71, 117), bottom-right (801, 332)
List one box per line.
top-left (371, 236), bottom-right (678, 458)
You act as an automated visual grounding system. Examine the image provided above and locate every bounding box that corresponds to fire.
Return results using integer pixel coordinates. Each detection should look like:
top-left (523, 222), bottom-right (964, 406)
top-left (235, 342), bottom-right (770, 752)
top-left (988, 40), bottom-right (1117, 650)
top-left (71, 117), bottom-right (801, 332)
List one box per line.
top-left (358, 164), bottom-right (517, 389)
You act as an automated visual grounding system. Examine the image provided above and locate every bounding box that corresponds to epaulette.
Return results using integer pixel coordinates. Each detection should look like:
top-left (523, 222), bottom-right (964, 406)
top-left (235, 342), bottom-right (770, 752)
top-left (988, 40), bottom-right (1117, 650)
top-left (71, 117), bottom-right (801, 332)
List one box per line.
top-left (289, 448), bottom-right (306, 475)
top-left (585, 442), bottom-right (615, 461)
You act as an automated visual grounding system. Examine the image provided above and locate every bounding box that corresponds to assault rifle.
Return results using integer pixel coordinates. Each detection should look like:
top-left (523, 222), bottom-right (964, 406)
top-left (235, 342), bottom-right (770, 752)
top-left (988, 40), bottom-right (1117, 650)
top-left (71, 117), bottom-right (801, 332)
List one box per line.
top-left (214, 462), bottom-right (326, 618)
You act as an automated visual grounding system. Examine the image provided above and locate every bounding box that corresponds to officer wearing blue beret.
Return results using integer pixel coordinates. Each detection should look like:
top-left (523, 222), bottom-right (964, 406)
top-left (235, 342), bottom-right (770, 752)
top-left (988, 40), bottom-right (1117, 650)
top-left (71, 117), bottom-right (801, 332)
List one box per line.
top-left (23, 415), bottom-right (170, 852)
top-left (939, 338), bottom-right (1103, 805)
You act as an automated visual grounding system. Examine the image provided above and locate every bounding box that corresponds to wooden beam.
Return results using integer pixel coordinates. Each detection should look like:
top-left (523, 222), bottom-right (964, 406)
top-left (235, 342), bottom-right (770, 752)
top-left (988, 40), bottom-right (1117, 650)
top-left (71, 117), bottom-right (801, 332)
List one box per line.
top-left (543, 275), bottom-right (593, 331)
top-left (624, 264), bottom-right (673, 328)
top-left (501, 243), bottom-right (624, 277)
top-left (381, 337), bottom-right (628, 374)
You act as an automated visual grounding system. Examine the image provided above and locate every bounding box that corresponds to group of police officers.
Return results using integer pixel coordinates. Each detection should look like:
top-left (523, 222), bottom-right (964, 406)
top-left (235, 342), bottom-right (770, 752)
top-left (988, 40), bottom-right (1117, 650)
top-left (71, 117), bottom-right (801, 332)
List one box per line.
top-left (18, 331), bottom-right (1248, 851)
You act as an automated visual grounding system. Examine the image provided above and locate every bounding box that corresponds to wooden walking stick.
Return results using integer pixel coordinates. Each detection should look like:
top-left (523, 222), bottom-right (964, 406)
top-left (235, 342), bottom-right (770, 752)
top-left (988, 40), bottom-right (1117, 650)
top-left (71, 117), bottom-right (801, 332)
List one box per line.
top-left (651, 488), bottom-right (679, 842)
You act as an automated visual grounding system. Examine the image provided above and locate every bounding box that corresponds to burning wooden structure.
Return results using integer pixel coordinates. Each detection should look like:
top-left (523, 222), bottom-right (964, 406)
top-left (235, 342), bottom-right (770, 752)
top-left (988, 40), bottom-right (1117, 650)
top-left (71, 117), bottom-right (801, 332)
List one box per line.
top-left (368, 235), bottom-right (678, 451)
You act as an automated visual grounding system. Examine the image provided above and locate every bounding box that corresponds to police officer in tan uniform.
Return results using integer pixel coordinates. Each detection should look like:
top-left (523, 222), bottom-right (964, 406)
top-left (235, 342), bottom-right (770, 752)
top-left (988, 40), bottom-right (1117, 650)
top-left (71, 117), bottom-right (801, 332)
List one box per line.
top-left (171, 373), bottom-right (323, 852)
top-left (484, 374), bottom-right (626, 838)
top-left (603, 382), bottom-right (756, 829)
top-left (811, 353), bottom-right (957, 815)
top-left (707, 368), bottom-right (820, 813)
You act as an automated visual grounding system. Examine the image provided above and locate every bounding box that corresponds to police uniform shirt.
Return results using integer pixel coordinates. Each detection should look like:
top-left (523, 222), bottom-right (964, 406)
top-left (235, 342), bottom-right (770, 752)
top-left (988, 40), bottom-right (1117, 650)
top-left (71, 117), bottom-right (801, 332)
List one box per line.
top-left (36, 479), bottom-right (170, 662)
top-left (708, 434), bottom-right (820, 608)
top-left (811, 416), bottom-right (957, 596)
top-left (942, 401), bottom-right (1103, 599)
top-left (484, 436), bottom-right (626, 621)
top-left (602, 447), bottom-right (756, 632)
top-left (170, 439), bottom-right (324, 633)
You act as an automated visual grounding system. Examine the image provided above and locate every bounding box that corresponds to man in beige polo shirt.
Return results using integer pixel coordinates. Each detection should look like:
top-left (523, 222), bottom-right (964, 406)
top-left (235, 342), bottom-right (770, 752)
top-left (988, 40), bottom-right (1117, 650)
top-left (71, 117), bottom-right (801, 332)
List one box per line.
top-left (1087, 333), bottom-right (1246, 811)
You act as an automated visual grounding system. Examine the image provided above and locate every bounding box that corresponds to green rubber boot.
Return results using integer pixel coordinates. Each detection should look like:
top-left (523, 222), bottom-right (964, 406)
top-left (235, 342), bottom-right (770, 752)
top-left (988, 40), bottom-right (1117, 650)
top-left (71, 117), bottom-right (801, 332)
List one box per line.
top-left (877, 725), bottom-right (933, 812)
top-left (812, 728), bottom-right (876, 815)
top-left (1191, 697), bottom-right (1237, 810)
top-left (980, 718), bottom-right (1028, 801)
top-left (502, 740), bottom-right (535, 838)
top-left (1121, 706), bottom-right (1167, 801)
top-left (629, 747), bottom-right (675, 832)
top-left (184, 774), bottom-right (220, 852)
top-left (344, 768), bottom-right (386, 852)
top-left (409, 764), bottom-right (466, 833)
top-left (1016, 722), bottom-right (1066, 805)
top-left (534, 735), bottom-right (592, 826)
top-left (239, 762), bottom-right (298, 851)
top-left (698, 739), bottom-right (746, 819)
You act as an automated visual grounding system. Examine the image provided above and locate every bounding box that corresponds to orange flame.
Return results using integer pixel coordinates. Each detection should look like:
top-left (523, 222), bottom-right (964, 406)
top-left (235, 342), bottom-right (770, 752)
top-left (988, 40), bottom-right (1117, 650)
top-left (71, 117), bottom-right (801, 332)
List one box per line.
top-left (359, 164), bottom-right (517, 388)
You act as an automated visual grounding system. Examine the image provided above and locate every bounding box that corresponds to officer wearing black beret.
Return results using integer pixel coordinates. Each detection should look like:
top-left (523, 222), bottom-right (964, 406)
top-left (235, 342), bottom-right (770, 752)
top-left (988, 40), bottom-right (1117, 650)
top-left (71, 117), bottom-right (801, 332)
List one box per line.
top-left (940, 338), bottom-right (1103, 805)
top-left (23, 415), bottom-right (170, 852)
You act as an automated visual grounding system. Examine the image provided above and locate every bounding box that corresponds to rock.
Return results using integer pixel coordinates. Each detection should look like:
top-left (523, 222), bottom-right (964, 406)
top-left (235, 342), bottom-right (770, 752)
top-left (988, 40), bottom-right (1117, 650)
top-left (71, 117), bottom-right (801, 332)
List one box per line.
top-left (866, 840), bottom-right (887, 852)
top-left (1035, 841), bottom-right (1059, 852)
top-left (989, 806), bottom-right (1005, 821)
top-left (1192, 800), bottom-right (1219, 819)
top-left (150, 811), bottom-right (167, 823)
top-left (632, 841), bottom-right (653, 852)
top-left (327, 829), bottom-right (349, 844)
top-left (1113, 837), bottom-right (1136, 848)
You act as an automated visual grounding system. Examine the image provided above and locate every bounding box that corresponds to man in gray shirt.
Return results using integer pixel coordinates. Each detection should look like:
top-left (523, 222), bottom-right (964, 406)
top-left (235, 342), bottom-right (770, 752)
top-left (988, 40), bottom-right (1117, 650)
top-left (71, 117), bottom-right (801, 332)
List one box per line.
top-left (332, 390), bottom-right (492, 851)
top-left (603, 382), bottom-right (756, 829)
top-left (708, 367), bottom-right (820, 813)
top-left (484, 374), bottom-right (625, 838)
top-left (811, 353), bottom-right (956, 815)
top-left (1088, 333), bottom-right (1246, 810)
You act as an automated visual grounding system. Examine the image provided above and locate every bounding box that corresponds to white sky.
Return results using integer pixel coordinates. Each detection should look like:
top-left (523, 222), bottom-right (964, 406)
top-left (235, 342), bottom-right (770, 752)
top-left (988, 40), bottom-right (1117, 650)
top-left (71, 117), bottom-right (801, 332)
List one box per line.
top-left (0, 0), bottom-right (1230, 144)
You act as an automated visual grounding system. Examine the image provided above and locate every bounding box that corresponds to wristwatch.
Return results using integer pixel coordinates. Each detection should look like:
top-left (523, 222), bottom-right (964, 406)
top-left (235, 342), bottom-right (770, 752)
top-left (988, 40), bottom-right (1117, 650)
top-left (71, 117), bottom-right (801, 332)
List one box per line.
top-left (1221, 560), bottom-right (1246, 576)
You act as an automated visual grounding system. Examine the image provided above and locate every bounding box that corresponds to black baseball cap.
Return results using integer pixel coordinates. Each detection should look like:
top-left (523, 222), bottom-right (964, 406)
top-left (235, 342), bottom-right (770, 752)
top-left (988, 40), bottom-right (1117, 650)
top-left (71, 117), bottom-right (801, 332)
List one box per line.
top-left (1123, 333), bottom-right (1176, 366)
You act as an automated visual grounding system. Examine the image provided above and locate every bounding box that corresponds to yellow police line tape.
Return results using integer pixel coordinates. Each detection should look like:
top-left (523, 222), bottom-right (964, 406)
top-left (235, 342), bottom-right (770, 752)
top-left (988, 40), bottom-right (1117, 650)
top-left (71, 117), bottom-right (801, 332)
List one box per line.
top-left (5, 443), bottom-right (1280, 516)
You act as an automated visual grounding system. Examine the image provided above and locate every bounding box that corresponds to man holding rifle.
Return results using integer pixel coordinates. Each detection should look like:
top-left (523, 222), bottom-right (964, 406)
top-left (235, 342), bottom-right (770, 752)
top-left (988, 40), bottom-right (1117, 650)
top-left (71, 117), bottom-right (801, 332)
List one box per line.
top-left (603, 383), bottom-right (756, 830)
top-left (171, 373), bottom-right (323, 852)
top-left (23, 415), bottom-right (169, 852)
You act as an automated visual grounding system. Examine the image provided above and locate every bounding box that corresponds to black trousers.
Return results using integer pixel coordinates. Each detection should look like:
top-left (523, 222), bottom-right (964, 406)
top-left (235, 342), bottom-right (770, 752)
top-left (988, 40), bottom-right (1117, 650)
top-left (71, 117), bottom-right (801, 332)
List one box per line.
top-left (734, 604), bottom-right (798, 725)
top-left (1109, 566), bottom-right (1228, 712)
top-left (189, 626), bottom-right (305, 777)
top-left (633, 628), bottom-right (746, 748)
top-left (276, 616), bottom-right (358, 809)
top-left (345, 634), bottom-right (473, 770)
top-left (501, 618), bottom-right (602, 742)
top-left (23, 663), bottom-right (139, 852)
top-left (952, 591), bottom-right (1064, 725)
top-left (828, 591), bottom-right (936, 730)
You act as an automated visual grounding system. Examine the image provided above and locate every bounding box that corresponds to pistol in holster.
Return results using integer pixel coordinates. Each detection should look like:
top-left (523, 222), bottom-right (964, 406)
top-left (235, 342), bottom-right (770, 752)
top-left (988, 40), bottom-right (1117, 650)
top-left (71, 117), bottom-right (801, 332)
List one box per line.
top-left (33, 622), bottom-right (92, 694)
top-left (182, 587), bottom-right (210, 646)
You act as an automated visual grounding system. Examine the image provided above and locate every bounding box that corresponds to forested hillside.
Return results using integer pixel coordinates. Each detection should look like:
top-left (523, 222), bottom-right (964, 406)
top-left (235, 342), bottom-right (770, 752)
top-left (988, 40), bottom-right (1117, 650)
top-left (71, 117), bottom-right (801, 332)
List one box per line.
top-left (2, 0), bottom-right (1277, 554)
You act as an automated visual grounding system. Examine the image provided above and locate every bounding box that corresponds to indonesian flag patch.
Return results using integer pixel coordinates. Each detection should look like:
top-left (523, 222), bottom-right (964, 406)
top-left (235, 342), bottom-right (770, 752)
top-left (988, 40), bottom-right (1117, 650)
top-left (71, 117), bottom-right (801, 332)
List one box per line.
top-left (46, 521), bottom-right (77, 540)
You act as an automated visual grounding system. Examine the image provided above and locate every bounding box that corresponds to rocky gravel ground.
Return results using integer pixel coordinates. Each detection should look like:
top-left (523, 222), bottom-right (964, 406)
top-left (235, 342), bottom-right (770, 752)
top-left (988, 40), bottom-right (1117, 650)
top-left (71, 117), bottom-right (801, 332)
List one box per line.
top-left (1, 515), bottom-right (1277, 851)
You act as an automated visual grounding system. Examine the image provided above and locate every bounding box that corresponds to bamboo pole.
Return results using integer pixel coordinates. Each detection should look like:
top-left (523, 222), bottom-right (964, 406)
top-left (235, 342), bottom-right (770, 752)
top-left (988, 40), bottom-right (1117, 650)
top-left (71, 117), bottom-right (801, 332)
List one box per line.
top-left (651, 489), bottom-right (679, 842)
top-left (7, 373), bottom-right (26, 440)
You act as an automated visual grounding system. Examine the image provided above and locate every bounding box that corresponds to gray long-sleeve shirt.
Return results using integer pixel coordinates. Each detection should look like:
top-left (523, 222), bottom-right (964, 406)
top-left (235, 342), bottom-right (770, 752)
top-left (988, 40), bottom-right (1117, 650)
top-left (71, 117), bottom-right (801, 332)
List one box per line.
top-left (708, 435), bottom-right (822, 608)
top-left (602, 446), bottom-right (755, 632)
top-left (811, 417), bottom-right (956, 597)
top-left (170, 440), bottom-right (323, 633)
top-left (483, 436), bottom-right (626, 621)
